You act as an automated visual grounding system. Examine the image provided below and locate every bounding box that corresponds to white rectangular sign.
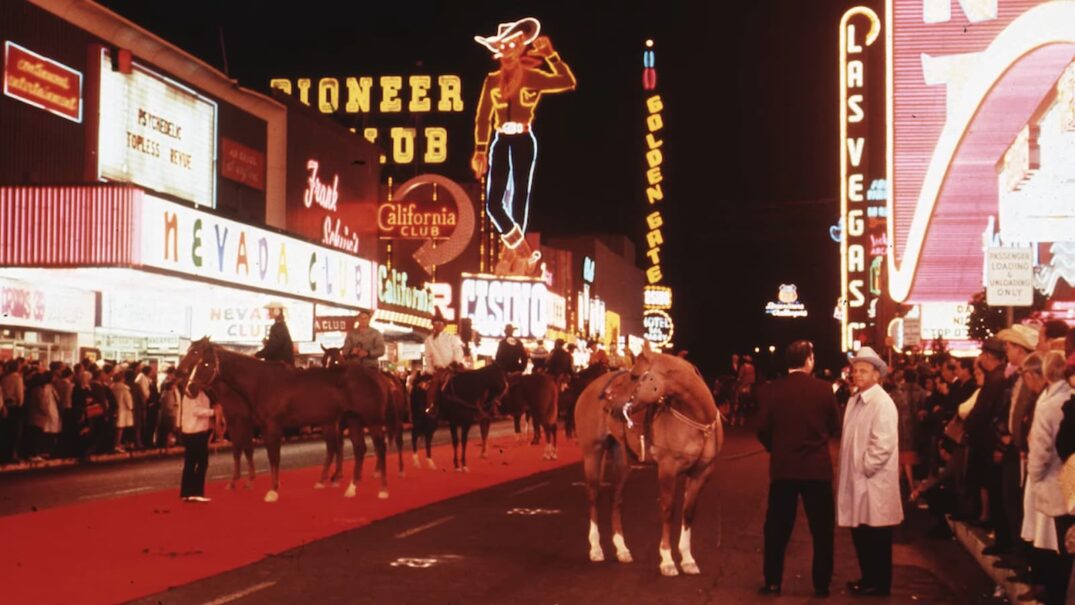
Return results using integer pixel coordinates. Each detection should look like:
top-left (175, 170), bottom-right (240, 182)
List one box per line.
top-left (919, 303), bottom-right (971, 342)
top-left (98, 50), bottom-right (217, 206)
top-left (100, 289), bottom-right (189, 336)
top-left (986, 248), bottom-right (1034, 306)
top-left (459, 275), bottom-right (549, 340)
top-left (0, 277), bottom-right (95, 333)
top-left (138, 194), bottom-right (375, 310)
top-left (190, 298), bottom-right (313, 344)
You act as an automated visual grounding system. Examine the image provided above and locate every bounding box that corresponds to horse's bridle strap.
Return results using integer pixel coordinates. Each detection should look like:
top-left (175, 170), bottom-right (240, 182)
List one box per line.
top-left (667, 405), bottom-right (719, 436)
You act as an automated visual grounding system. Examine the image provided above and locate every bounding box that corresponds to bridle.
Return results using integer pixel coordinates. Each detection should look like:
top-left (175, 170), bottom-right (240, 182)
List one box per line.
top-left (186, 347), bottom-right (220, 396)
top-left (612, 370), bottom-right (719, 437)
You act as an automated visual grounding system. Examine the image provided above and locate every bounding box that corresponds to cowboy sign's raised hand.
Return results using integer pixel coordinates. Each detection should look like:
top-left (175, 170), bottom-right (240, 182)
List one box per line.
top-left (528, 36), bottom-right (555, 58)
top-left (471, 150), bottom-right (488, 180)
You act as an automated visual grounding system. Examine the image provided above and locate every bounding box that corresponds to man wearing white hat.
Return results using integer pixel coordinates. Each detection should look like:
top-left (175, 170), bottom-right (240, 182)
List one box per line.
top-left (838, 347), bottom-right (902, 597)
top-left (993, 324), bottom-right (1039, 567)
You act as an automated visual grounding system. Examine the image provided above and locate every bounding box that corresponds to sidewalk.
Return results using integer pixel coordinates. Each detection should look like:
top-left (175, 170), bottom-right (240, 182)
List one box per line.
top-left (947, 517), bottom-right (1052, 605)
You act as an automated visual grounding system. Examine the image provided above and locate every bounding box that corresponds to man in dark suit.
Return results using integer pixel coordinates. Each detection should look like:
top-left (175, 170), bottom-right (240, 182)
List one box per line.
top-left (756, 340), bottom-right (841, 598)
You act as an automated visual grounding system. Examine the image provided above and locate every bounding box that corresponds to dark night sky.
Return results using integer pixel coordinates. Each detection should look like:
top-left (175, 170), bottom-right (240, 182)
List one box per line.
top-left (96, 0), bottom-right (853, 377)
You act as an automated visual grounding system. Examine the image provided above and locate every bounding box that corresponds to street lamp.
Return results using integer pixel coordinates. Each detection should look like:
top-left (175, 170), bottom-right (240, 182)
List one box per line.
top-left (754, 346), bottom-right (761, 354)
top-left (768, 345), bottom-right (776, 353)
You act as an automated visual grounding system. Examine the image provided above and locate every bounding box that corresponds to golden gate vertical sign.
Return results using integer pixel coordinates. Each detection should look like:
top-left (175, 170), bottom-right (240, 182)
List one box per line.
top-left (641, 39), bottom-right (674, 348)
top-left (839, 6), bottom-right (886, 352)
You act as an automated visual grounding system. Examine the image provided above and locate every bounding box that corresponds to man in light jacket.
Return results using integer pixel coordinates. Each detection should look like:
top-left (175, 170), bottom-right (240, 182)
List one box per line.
top-left (179, 381), bottom-right (216, 503)
top-left (838, 347), bottom-right (903, 597)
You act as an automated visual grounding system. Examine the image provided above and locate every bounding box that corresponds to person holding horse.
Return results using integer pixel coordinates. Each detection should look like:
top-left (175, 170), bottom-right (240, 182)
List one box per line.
top-left (341, 310), bottom-right (385, 370)
top-left (495, 324), bottom-right (529, 374)
top-left (839, 347), bottom-right (903, 597)
top-left (179, 377), bottom-right (217, 503)
top-left (254, 302), bottom-right (294, 365)
top-left (756, 340), bottom-right (840, 598)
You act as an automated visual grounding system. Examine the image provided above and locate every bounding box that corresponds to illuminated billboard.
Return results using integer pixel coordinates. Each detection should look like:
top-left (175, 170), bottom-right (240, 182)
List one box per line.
top-left (641, 39), bottom-right (674, 346)
top-left (3, 42), bottom-right (82, 123)
top-left (97, 49), bottom-right (217, 207)
top-left (839, 4), bottom-right (887, 351)
top-left (887, 0), bottom-right (1075, 302)
top-left (459, 273), bottom-right (550, 340)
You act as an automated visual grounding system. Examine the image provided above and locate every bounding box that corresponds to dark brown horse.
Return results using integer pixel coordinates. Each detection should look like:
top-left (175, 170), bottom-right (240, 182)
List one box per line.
top-left (501, 373), bottom-right (559, 459)
top-left (560, 363), bottom-right (610, 439)
top-left (575, 352), bottom-right (722, 576)
top-left (320, 346), bottom-right (406, 477)
top-left (408, 374), bottom-right (439, 469)
top-left (180, 338), bottom-right (391, 503)
top-left (428, 363), bottom-right (508, 471)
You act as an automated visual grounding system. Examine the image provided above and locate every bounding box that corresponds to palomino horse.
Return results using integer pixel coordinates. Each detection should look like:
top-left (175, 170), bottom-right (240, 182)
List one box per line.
top-left (575, 352), bottom-right (722, 576)
top-left (180, 338), bottom-right (391, 502)
top-left (320, 346), bottom-right (406, 478)
top-left (501, 373), bottom-right (559, 459)
top-left (427, 363), bottom-right (508, 471)
top-left (560, 363), bottom-right (610, 439)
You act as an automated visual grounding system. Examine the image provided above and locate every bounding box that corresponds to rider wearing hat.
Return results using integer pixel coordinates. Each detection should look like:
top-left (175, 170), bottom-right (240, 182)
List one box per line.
top-left (424, 308), bottom-right (464, 409)
top-left (495, 324), bottom-right (529, 373)
top-left (341, 310), bottom-right (385, 370)
top-left (255, 302), bottom-right (294, 365)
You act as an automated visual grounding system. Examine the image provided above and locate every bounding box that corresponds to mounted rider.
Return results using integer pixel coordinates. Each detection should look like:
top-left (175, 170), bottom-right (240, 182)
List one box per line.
top-left (495, 324), bottom-right (529, 374)
top-left (424, 308), bottom-right (465, 410)
top-left (546, 338), bottom-right (574, 390)
top-left (341, 309), bottom-right (385, 370)
top-left (254, 302), bottom-right (294, 366)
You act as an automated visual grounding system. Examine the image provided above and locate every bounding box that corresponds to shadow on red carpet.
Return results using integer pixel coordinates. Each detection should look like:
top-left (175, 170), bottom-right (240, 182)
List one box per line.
top-left (0, 436), bottom-right (580, 605)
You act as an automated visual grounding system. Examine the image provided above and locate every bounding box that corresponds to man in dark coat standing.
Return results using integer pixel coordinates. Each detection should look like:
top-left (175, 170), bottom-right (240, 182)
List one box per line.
top-left (756, 340), bottom-right (841, 598)
top-left (255, 302), bottom-right (294, 365)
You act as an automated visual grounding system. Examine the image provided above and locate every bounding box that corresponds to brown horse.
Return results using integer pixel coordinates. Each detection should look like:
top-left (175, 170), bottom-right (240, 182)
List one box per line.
top-left (575, 352), bottom-right (722, 576)
top-left (320, 346), bottom-right (406, 477)
top-left (180, 338), bottom-right (391, 503)
top-left (428, 363), bottom-right (508, 471)
top-left (501, 373), bottom-right (559, 459)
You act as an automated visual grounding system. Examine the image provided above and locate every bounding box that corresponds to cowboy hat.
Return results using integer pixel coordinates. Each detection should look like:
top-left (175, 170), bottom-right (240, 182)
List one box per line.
top-left (474, 17), bottom-right (541, 55)
top-left (997, 324), bottom-right (1039, 352)
top-left (432, 307), bottom-right (447, 323)
top-left (264, 301), bottom-right (286, 310)
top-left (849, 346), bottom-right (888, 377)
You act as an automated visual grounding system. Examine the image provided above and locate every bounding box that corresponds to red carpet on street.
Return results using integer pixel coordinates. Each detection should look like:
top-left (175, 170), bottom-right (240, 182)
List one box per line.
top-left (1, 437), bottom-right (580, 605)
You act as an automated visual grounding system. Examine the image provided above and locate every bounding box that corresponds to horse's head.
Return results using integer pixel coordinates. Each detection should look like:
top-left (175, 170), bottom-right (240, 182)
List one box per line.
top-left (180, 337), bottom-right (219, 396)
top-left (321, 345), bottom-right (345, 368)
top-left (628, 353), bottom-right (666, 407)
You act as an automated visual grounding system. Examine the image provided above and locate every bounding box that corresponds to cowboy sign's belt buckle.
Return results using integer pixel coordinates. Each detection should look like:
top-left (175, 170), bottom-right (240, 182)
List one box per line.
top-left (499, 121), bottom-right (527, 135)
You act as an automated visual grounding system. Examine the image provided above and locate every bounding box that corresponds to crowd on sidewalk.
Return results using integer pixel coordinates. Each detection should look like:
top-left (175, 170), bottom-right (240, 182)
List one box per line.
top-left (0, 358), bottom-right (184, 464)
top-left (753, 320), bottom-right (1075, 603)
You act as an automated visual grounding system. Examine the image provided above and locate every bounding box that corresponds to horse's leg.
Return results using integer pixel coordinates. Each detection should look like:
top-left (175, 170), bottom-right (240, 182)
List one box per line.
top-left (263, 425), bottom-right (283, 503)
top-left (459, 421), bottom-right (471, 472)
top-left (479, 418), bottom-right (490, 460)
top-left (244, 444), bottom-right (255, 489)
top-left (344, 417), bottom-right (366, 498)
top-left (227, 442), bottom-right (241, 490)
top-left (607, 439), bottom-right (633, 563)
top-left (679, 464), bottom-right (717, 575)
top-left (370, 425), bottom-right (389, 499)
top-left (411, 417), bottom-right (422, 468)
top-left (513, 413), bottom-right (522, 441)
top-left (424, 423), bottom-right (436, 470)
top-left (395, 413), bottom-right (405, 477)
top-left (584, 441), bottom-right (607, 562)
top-left (332, 421), bottom-right (345, 484)
top-left (449, 421), bottom-right (460, 470)
top-left (315, 423), bottom-right (338, 488)
top-left (657, 461), bottom-right (680, 576)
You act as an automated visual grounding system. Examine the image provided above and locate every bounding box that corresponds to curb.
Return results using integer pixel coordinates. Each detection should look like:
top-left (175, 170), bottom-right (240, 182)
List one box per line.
top-left (946, 517), bottom-right (1043, 604)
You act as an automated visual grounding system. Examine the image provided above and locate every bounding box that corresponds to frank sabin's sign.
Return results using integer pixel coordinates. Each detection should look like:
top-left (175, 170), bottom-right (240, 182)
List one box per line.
top-left (460, 274), bottom-right (550, 340)
top-left (303, 158), bottom-right (360, 254)
top-left (97, 49), bottom-right (217, 207)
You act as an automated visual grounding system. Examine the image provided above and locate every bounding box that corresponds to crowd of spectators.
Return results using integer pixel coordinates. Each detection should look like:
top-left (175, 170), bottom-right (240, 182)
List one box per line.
top-left (0, 358), bottom-right (182, 463)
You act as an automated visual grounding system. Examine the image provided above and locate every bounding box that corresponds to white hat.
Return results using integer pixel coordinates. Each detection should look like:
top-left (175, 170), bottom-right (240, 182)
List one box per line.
top-left (849, 346), bottom-right (888, 377)
top-left (474, 18), bottom-right (541, 56)
top-left (996, 324), bottom-right (1039, 352)
top-left (264, 301), bottom-right (286, 310)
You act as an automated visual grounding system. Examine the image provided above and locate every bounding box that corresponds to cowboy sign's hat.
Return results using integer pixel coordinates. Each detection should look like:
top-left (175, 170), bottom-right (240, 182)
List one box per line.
top-left (474, 17), bottom-right (541, 56)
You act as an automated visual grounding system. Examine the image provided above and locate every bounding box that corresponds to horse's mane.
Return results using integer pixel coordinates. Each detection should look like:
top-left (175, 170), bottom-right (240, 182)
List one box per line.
top-left (640, 353), bottom-right (718, 416)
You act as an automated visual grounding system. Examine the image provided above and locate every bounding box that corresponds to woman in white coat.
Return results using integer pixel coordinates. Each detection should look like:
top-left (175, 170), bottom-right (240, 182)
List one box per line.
top-left (1020, 351), bottom-right (1073, 605)
top-left (838, 347), bottom-right (903, 597)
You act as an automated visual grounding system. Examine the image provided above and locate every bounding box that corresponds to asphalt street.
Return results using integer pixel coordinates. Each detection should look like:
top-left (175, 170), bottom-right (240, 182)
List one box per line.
top-left (119, 426), bottom-right (1005, 605)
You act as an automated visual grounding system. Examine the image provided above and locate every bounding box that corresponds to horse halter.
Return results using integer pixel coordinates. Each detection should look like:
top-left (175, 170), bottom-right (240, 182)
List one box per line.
top-left (187, 347), bottom-right (220, 396)
top-left (619, 370), bottom-right (655, 429)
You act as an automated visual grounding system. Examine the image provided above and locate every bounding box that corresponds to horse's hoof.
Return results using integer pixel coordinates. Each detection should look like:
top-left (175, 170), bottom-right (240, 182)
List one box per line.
top-left (461, 466), bottom-right (470, 473)
top-left (589, 548), bottom-right (605, 562)
top-left (616, 549), bottom-right (634, 564)
top-left (225, 481), bottom-right (236, 491)
top-left (378, 489), bottom-right (389, 500)
top-left (330, 480), bottom-right (340, 488)
top-left (426, 459), bottom-right (437, 470)
top-left (412, 454), bottom-right (421, 469)
top-left (243, 481), bottom-right (253, 490)
top-left (264, 490), bottom-right (279, 503)
top-left (659, 563), bottom-right (679, 577)
top-left (681, 561), bottom-right (700, 575)
top-left (314, 482), bottom-right (326, 489)
top-left (551, 452), bottom-right (558, 460)
top-left (344, 483), bottom-right (357, 498)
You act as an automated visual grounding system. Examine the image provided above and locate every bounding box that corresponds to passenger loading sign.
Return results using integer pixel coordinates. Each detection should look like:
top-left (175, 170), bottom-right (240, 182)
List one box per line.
top-left (986, 248), bottom-right (1033, 306)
